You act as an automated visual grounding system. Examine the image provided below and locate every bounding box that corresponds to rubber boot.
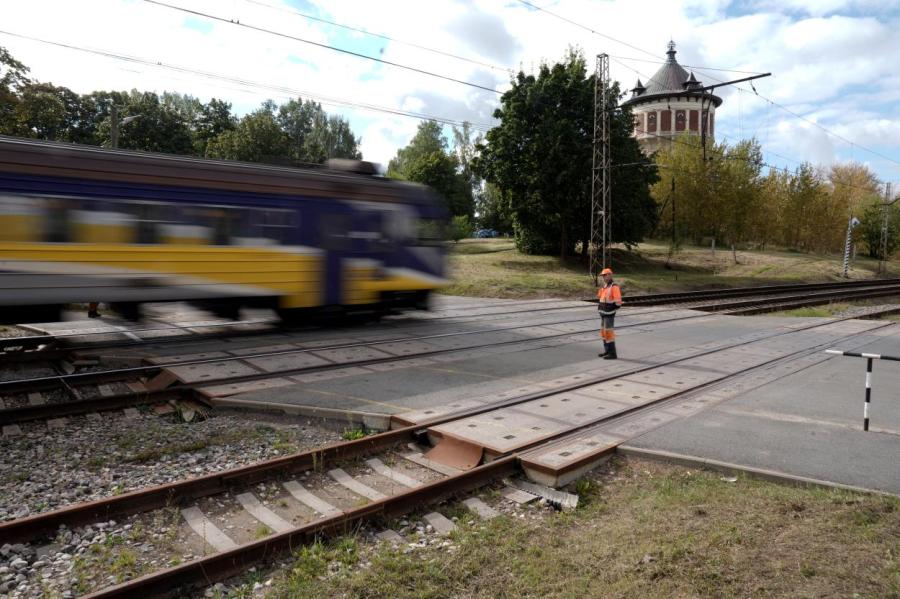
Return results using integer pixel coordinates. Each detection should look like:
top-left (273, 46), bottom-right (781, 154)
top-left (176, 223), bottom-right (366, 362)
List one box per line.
top-left (603, 342), bottom-right (617, 360)
top-left (598, 341), bottom-right (608, 358)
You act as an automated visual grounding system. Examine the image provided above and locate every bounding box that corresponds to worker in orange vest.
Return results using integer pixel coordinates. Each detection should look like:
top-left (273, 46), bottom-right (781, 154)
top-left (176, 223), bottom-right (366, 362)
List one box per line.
top-left (597, 268), bottom-right (622, 359)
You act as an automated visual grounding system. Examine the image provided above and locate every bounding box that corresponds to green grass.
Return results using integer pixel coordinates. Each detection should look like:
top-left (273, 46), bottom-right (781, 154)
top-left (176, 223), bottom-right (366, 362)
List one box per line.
top-left (268, 458), bottom-right (900, 598)
top-left (769, 303), bottom-right (852, 317)
top-left (442, 238), bottom-right (900, 299)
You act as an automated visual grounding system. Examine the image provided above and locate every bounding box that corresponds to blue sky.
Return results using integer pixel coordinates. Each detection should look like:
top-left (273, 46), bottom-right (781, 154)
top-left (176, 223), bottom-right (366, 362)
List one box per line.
top-left (3, 0), bottom-right (900, 186)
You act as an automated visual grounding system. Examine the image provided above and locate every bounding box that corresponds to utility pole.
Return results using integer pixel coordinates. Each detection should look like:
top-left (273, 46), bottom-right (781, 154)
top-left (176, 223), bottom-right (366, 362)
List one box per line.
top-left (109, 106), bottom-right (141, 149)
top-left (110, 105), bottom-right (119, 149)
top-left (879, 182), bottom-right (896, 275)
top-left (590, 53), bottom-right (611, 285)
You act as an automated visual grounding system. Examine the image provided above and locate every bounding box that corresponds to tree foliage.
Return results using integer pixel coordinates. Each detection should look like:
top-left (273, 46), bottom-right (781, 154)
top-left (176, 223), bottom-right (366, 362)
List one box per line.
top-left (652, 133), bottom-right (884, 257)
top-left (858, 199), bottom-right (900, 259)
top-left (474, 50), bottom-right (658, 257)
top-left (387, 120), bottom-right (474, 218)
top-left (0, 44), bottom-right (361, 166)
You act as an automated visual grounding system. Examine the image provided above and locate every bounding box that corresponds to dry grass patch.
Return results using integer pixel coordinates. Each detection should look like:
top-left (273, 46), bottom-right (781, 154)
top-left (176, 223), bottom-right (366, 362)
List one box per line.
top-left (269, 457), bottom-right (900, 598)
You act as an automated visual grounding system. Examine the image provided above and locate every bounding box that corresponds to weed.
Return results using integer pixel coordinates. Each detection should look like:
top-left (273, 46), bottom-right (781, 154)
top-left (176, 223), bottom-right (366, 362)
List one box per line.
top-left (86, 456), bottom-right (106, 470)
top-left (255, 524), bottom-right (273, 539)
top-left (341, 427), bottom-right (368, 441)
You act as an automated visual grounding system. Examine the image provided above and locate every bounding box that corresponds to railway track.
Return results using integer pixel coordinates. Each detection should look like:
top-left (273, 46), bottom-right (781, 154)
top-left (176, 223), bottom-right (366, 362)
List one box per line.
top-left (0, 306), bottom-right (707, 425)
top-left (4, 277), bottom-right (899, 361)
top-left (0, 312), bottom-right (888, 597)
top-left (625, 277), bottom-right (900, 305)
top-left (5, 279), bottom-right (900, 425)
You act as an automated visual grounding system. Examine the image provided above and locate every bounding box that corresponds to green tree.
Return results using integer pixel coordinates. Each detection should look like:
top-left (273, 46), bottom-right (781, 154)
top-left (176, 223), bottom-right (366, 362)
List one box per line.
top-left (91, 90), bottom-right (193, 154)
top-left (194, 98), bottom-right (236, 156)
top-left (858, 199), bottom-right (900, 259)
top-left (11, 82), bottom-right (95, 143)
top-left (477, 181), bottom-right (513, 234)
top-left (474, 49), bottom-right (657, 258)
top-left (450, 214), bottom-right (474, 242)
top-left (388, 120), bottom-right (473, 218)
top-left (0, 46), bottom-right (31, 135)
top-left (278, 98), bottom-right (360, 164)
top-left (206, 101), bottom-right (289, 163)
top-left (387, 121), bottom-right (445, 177)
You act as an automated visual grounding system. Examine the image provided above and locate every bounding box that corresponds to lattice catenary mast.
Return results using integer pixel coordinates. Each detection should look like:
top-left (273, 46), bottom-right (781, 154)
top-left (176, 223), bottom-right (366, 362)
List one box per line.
top-left (590, 53), bottom-right (611, 285)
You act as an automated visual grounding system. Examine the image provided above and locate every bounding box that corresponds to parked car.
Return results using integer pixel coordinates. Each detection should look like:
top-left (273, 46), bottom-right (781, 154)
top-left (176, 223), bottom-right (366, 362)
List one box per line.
top-left (473, 228), bottom-right (500, 238)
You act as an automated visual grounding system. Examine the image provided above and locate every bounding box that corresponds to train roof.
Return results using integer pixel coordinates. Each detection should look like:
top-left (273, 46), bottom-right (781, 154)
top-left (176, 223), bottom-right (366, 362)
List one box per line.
top-left (0, 136), bottom-right (434, 205)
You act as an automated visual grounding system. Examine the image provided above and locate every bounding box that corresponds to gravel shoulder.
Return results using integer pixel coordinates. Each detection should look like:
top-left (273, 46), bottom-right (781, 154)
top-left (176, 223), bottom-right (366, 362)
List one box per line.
top-left (0, 411), bottom-right (341, 598)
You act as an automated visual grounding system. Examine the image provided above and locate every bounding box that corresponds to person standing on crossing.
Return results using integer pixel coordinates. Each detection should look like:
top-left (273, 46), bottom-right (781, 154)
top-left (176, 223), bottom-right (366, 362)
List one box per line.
top-left (597, 268), bottom-right (622, 359)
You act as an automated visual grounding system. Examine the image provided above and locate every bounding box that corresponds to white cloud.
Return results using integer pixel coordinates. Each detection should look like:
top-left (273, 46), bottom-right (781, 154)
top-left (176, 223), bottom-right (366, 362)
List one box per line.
top-left (1, 0), bottom-right (898, 181)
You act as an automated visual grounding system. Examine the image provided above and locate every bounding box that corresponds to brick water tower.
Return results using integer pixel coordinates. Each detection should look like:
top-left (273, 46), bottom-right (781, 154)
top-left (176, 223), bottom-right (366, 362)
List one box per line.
top-left (622, 41), bottom-right (722, 155)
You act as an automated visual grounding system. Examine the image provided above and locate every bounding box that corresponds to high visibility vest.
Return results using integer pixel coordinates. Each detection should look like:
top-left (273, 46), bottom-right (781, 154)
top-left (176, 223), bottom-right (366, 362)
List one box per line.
top-left (597, 283), bottom-right (622, 305)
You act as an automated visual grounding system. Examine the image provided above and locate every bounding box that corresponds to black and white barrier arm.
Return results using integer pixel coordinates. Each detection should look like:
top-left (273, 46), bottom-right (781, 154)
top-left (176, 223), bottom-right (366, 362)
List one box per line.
top-left (825, 349), bottom-right (900, 432)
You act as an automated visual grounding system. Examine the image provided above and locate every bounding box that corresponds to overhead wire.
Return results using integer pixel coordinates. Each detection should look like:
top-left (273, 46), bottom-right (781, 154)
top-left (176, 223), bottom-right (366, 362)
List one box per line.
top-left (0, 30), bottom-right (493, 132)
top-left (241, 0), bottom-right (514, 74)
top-left (143, 0), bottom-right (503, 95)
top-left (515, 0), bottom-right (899, 169)
top-left (610, 57), bottom-right (809, 171)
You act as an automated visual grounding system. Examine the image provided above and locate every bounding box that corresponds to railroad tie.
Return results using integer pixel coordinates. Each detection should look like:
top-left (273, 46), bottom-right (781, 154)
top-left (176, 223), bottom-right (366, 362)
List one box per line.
top-left (462, 497), bottom-right (499, 520)
top-left (282, 481), bottom-right (342, 518)
top-left (376, 529), bottom-right (404, 544)
top-left (328, 468), bottom-right (387, 501)
top-left (365, 458), bottom-right (423, 488)
top-left (423, 512), bottom-right (456, 535)
top-left (235, 493), bottom-right (293, 533)
top-left (181, 507), bottom-right (238, 552)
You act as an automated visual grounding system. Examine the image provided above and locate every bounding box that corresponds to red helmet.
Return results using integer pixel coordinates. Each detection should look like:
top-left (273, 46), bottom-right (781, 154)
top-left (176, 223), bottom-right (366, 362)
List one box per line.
top-left (601, 268), bottom-right (613, 275)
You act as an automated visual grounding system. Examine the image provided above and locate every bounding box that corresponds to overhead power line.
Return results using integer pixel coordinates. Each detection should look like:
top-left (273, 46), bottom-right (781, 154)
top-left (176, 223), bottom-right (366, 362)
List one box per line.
top-left (241, 0), bottom-right (513, 74)
top-left (608, 55), bottom-right (766, 76)
top-left (609, 56), bottom-right (887, 182)
top-left (516, 0), bottom-right (899, 168)
top-left (514, 0), bottom-right (658, 60)
top-left (0, 30), bottom-right (493, 132)
top-left (143, 0), bottom-right (503, 95)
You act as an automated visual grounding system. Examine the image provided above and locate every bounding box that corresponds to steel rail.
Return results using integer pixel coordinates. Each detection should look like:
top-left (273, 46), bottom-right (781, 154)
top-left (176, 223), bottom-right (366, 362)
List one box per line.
top-left (0, 308), bottom-right (714, 425)
top-left (1, 307), bottom-right (882, 545)
top-left (83, 456), bottom-right (519, 599)
top-left (20, 277), bottom-right (892, 389)
top-left (0, 307), bottom-right (703, 396)
top-left (625, 277), bottom-right (900, 305)
top-left (79, 318), bottom-right (894, 598)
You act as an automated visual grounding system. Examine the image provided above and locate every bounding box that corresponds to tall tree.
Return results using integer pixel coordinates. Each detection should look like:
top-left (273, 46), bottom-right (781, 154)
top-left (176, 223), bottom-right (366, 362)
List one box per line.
top-left (194, 98), bottom-right (236, 156)
top-left (92, 90), bottom-right (193, 154)
top-left (277, 98), bottom-right (361, 164)
top-left (0, 46), bottom-right (30, 135)
top-left (388, 120), bottom-right (473, 217)
top-left (12, 82), bottom-right (95, 143)
top-left (475, 49), bottom-right (657, 257)
top-left (206, 101), bottom-right (289, 163)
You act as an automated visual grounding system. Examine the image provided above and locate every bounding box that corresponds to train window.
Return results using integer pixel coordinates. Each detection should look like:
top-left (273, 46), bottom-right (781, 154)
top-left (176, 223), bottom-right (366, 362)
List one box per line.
top-left (133, 203), bottom-right (166, 244)
top-left (210, 210), bottom-right (233, 246)
top-left (44, 198), bottom-right (73, 242)
top-left (321, 214), bottom-right (351, 251)
top-left (259, 209), bottom-right (295, 244)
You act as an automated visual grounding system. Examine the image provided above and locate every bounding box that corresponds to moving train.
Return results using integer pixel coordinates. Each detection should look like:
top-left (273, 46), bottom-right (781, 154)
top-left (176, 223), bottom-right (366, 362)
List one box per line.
top-left (0, 136), bottom-right (448, 324)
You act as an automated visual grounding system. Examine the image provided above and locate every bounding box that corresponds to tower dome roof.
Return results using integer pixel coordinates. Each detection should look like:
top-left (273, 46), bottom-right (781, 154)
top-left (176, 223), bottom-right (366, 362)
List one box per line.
top-left (622, 41), bottom-right (722, 107)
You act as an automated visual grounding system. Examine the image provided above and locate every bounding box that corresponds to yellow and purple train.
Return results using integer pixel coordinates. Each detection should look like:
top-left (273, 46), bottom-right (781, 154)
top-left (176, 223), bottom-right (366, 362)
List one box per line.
top-left (0, 136), bottom-right (448, 324)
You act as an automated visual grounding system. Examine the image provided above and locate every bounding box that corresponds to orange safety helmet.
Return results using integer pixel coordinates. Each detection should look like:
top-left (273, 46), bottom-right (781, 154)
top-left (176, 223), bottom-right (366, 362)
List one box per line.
top-left (601, 268), bottom-right (613, 275)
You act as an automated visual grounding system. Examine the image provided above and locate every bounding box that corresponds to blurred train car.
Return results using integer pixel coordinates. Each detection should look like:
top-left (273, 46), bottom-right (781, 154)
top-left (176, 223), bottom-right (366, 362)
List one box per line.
top-left (0, 136), bottom-right (448, 324)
